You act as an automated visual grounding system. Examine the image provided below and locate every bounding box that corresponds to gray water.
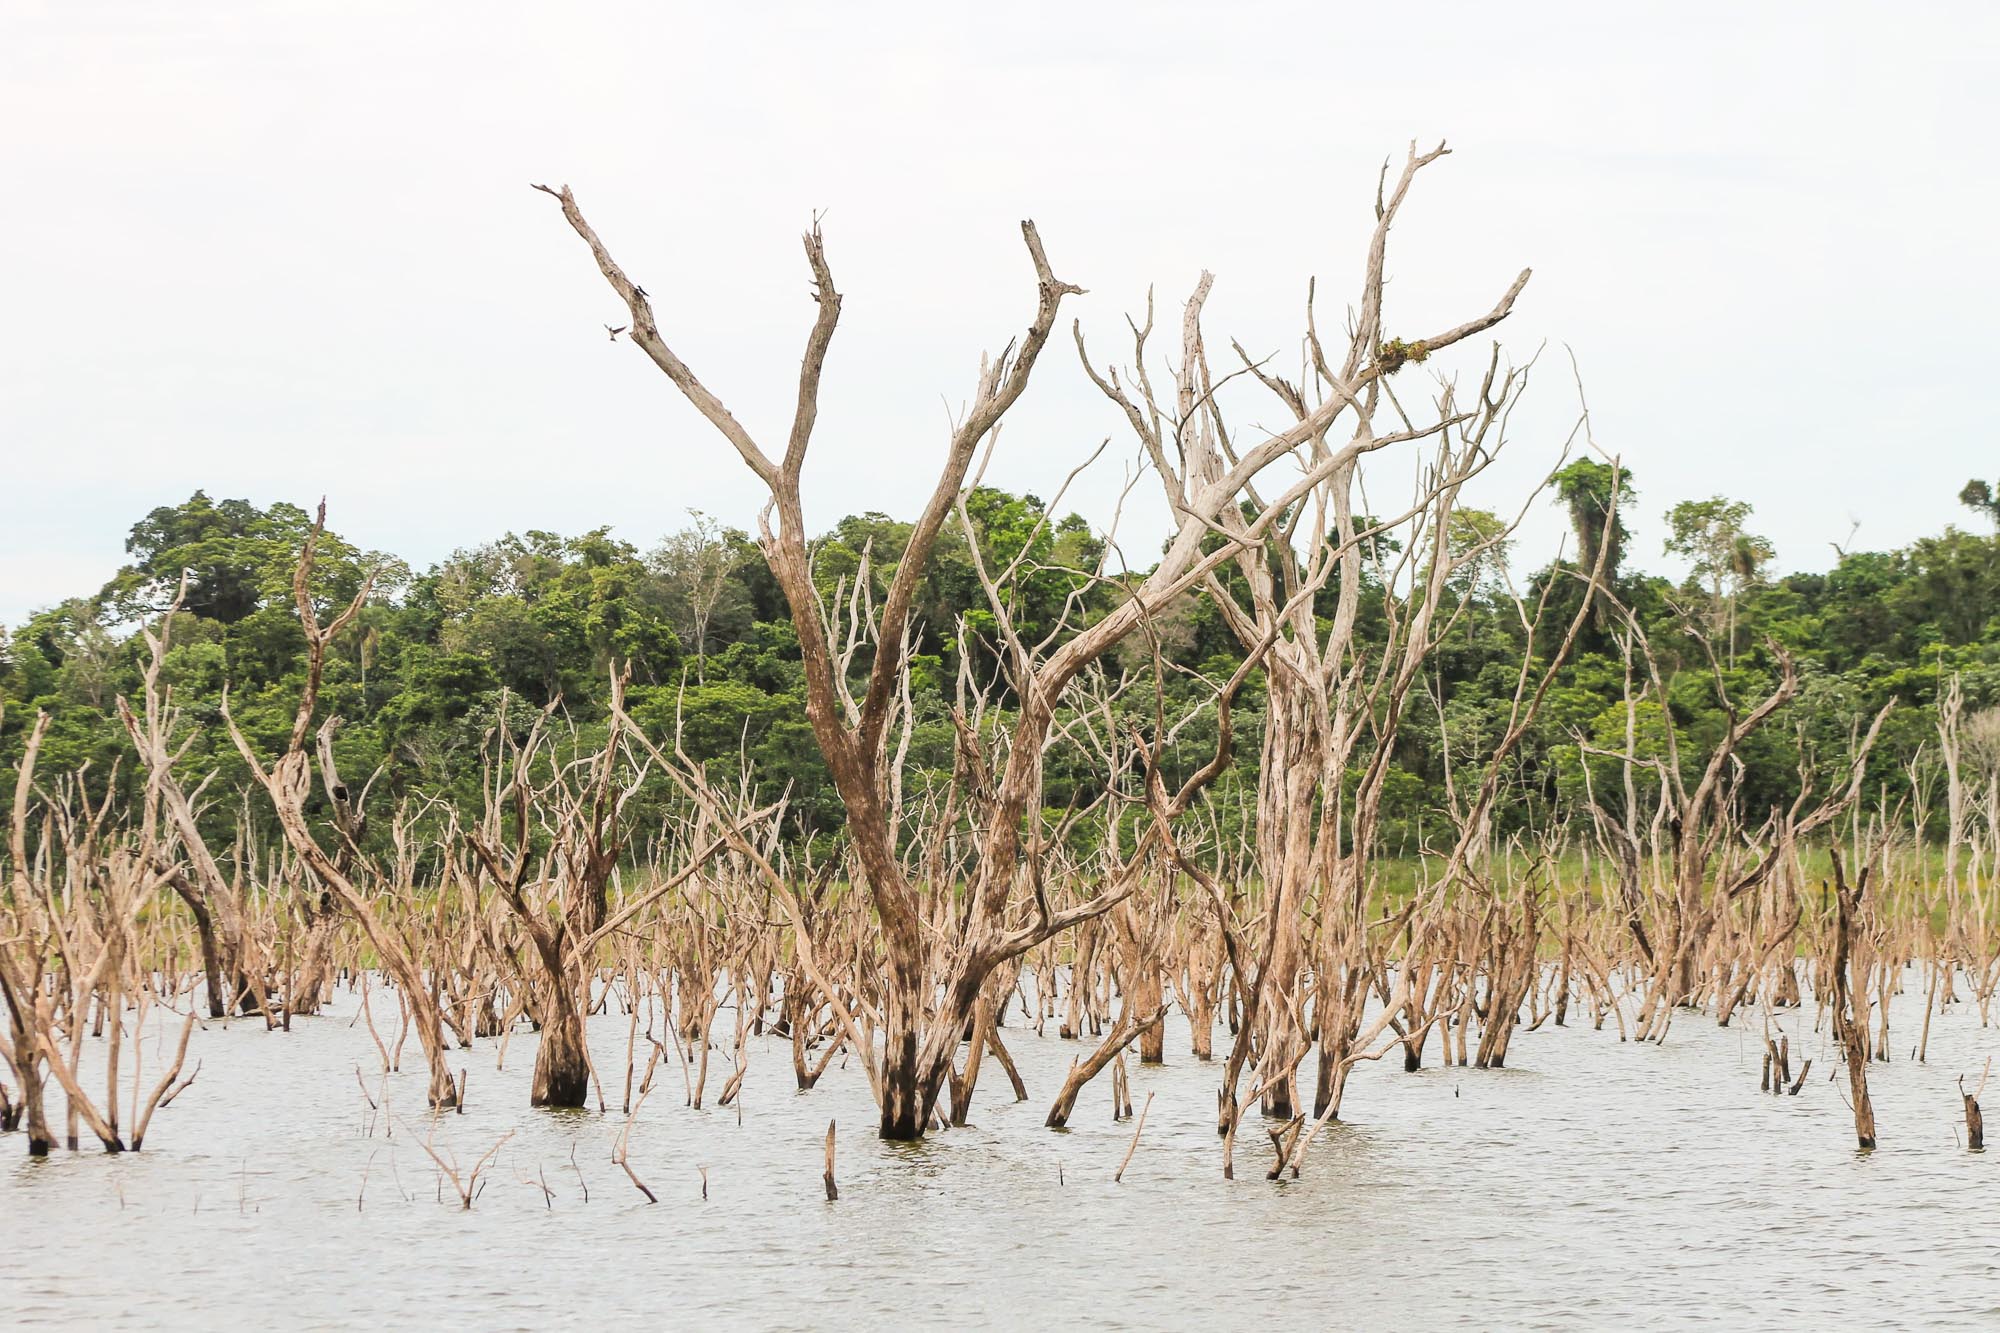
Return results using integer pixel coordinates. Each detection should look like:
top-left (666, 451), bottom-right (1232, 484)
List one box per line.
top-left (6, 979), bottom-right (2000, 1330)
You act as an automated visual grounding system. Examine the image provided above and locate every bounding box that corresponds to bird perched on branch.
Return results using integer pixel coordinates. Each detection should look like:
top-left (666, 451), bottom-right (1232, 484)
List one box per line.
top-left (605, 324), bottom-right (626, 341)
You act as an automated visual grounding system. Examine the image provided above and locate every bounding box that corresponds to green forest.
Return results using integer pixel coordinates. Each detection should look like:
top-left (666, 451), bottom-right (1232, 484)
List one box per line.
top-left (5, 473), bottom-right (1999, 862)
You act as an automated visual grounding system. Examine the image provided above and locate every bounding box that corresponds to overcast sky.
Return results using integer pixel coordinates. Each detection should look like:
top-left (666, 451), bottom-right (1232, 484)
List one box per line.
top-left (4, 2), bottom-right (1995, 625)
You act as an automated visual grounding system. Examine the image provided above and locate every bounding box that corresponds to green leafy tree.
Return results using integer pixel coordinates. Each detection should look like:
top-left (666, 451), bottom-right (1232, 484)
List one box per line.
top-left (1664, 494), bottom-right (1773, 662)
top-left (99, 491), bottom-right (404, 625)
top-left (1961, 478), bottom-right (2000, 530)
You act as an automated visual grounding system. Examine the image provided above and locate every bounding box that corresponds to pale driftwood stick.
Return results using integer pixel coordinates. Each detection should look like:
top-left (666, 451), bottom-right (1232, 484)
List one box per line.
top-left (157, 1058), bottom-right (201, 1109)
top-left (404, 1119), bottom-right (513, 1209)
top-left (357, 1148), bottom-right (379, 1212)
top-left (615, 1042), bottom-right (665, 1203)
top-left (130, 1011), bottom-right (196, 1150)
top-left (1045, 1003), bottom-right (1165, 1128)
top-left (359, 975), bottom-right (391, 1073)
top-left (823, 1119), bottom-right (839, 1202)
top-left (614, 1120), bottom-right (656, 1204)
top-left (390, 988), bottom-right (411, 1074)
top-left (1114, 1091), bottom-right (1154, 1183)
top-left (986, 1026), bottom-right (1029, 1102)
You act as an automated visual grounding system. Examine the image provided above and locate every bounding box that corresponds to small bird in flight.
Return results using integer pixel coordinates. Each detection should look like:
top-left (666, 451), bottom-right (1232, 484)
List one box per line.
top-left (606, 324), bottom-right (627, 341)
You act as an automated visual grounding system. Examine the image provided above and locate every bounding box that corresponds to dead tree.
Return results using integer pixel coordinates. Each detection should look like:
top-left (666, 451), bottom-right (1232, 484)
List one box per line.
top-left (538, 163), bottom-right (1516, 1137)
top-left (2, 708), bottom-right (202, 1155)
top-left (224, 505), bottom-right (461, 1109)
top-left (1078, 142), bottom-right (1532, 1119)
top-left (0, 710), bottom-right (58, 1154)
top-left (1829, 852), bottom-right (1877, 1149)
top-left (468, 686), bottom-right (754, 1109)
top-left (116, 578), bottom-right (264, 1018)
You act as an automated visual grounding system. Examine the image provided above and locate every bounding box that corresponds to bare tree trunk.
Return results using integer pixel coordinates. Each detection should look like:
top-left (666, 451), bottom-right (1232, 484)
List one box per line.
top-left (173, 879), bottom-right (230, 1020)
top-left (531, 996), bottom-right (592, 1109)
top-left (1831, 856), bottom-right (1877, 1150)
top-left (879, 953), bottom-right (930, 1139)
top-left (540, 145), bottom-right (1527, 1142)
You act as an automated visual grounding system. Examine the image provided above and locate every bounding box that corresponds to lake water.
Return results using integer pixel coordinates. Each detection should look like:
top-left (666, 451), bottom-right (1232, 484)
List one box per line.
top-left (6, 975), bottom-right (2000, 1329)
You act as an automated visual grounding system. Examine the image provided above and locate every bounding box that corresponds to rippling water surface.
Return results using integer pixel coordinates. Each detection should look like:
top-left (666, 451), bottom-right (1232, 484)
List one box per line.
top-left (7, 977), bottom-right (2000, 1329)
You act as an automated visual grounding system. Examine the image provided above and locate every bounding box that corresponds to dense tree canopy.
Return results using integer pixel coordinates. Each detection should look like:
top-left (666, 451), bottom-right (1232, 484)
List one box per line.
top-left (5, 484), bottom-right (1998, 860)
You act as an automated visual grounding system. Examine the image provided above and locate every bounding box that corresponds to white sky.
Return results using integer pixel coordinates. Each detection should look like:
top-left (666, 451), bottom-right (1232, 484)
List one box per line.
top-left (4, 1), bottom-right (1996, 624)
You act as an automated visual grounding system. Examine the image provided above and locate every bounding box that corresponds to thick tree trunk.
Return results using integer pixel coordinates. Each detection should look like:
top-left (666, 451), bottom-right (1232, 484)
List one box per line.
top-left (879, 1023), bottom-right (926, 1140)
top-left (1312, 1040), bottom-right (1352, 1122)
top-left (1184, 930), bottom-right (1219, 1061)
top-left (1136, 968), bottom-right (1166, 1064)
top-left (287, 904), bottom-right (341, 1017)
top-left (14, 1057), bottom-right (51, 1156)
top-left (531, 995), bottom-right (591, 1108)
top-left (874, 933), bottom-right (934, 1140)
top-left (1061, 924), bottom-right (1097, 1039)
top-left (176, 889), bottom-right (230, 1020)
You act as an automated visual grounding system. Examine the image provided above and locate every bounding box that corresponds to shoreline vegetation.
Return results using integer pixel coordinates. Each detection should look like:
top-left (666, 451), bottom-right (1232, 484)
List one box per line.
top-left (7, 149), bottom-right (2000, 1173)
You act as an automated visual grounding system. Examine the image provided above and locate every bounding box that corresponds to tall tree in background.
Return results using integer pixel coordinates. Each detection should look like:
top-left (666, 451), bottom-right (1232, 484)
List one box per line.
top-left (1550, 458), bottom-right (1632, 629)
top-left (1664, 494), bottom-right (1772, 665)
top-left (100, 490), bottom-right (401, 627)
top-left (650, 510), bottom-right (742, 682)
top-left (1961, 478), bottom-right (2000, 529)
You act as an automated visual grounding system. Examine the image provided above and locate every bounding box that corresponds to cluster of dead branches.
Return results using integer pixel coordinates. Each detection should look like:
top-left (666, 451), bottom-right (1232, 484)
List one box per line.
top-left (4, 145), bottom-right (1977, 1178)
